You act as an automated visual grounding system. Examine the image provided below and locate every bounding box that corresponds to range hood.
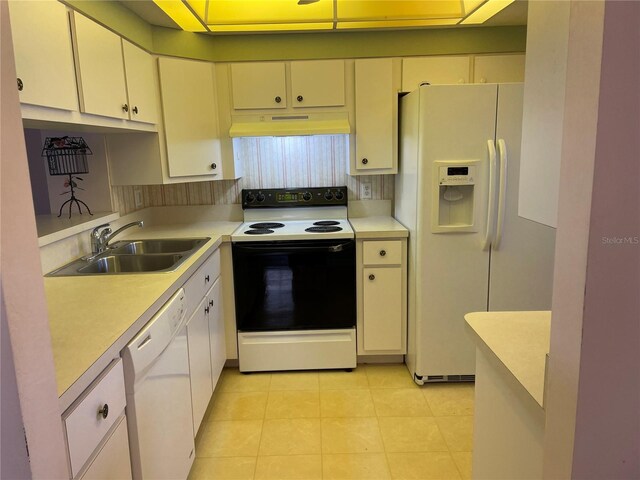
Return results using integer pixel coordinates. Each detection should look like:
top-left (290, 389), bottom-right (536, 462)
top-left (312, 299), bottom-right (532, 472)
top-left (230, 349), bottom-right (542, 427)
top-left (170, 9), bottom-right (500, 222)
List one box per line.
top-left (229, 112), bottom-right (351, 137)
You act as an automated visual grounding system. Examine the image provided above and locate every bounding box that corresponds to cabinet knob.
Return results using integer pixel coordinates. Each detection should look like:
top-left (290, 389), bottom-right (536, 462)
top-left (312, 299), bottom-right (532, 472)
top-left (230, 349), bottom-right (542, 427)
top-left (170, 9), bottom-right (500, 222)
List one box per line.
top-left (211, 163), bottom-right (217, 170)
top-left (275, 96), bottom-right (282, 103)
top-left (98, 404), bottom-right (109, 419)
top-left (122, 103), bottom-right (129, 113)
top-left (17, 78), bottom-right (23, 91)
top-left (296, 95), bottom-right (303, 102)
top-left (132, 105), bottom-right (139, 114)
top-left (379, 250), bottom-right (386, 257)
top-left (361, 158), bottom-right (368, 165)
top-left (205, 306), bottom-right (210, 314)
top-left (369, 274), bottom-right (375, 281)
top-left (205, 275), bottom-right (210, 283)
top-left (209, 299), bottom-right (214, 307)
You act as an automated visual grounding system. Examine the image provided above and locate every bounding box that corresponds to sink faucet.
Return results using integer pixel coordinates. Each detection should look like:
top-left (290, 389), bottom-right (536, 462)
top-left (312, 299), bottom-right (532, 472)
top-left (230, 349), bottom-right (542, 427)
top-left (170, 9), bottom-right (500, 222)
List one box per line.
top-left (91, 221), bottom-right (144, 254)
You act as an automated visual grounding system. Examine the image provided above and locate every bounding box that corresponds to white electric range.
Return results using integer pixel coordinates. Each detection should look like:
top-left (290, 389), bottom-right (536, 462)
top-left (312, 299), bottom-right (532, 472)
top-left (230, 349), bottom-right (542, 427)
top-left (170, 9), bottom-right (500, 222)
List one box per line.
top-left (231, 186), bottom-right (357, 373)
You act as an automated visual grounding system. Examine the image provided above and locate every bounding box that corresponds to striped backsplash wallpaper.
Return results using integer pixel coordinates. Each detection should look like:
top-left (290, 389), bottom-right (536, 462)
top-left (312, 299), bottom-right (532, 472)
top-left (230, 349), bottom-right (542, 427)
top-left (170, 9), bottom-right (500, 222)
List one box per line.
top-left (112, 135), bottom-right (394, 215)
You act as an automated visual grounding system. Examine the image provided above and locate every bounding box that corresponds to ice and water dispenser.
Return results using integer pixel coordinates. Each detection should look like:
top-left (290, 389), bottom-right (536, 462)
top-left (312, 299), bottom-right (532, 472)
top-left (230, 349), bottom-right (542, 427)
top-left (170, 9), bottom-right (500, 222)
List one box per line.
top-left (431, 161), bottom-right (479, 233)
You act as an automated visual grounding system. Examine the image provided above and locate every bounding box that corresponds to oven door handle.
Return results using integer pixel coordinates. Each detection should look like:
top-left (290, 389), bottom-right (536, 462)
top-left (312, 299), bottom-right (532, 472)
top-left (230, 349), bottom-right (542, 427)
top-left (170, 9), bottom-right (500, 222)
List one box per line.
top-left (234, 242), bottom-right (353, 253)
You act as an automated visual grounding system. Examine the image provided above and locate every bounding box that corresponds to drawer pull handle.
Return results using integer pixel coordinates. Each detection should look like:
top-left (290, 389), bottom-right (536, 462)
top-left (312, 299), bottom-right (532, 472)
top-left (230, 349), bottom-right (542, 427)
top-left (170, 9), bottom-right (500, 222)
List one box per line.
top-left (132, 105), bottom-right (139, 114)
top-left (297, 95), bottom-right (304, 102)
top-left (205, 275), bottom-right (210, 283)
top-left (275, 96), bottom-right (282, 103)
top-left (361, 158), bottom-right (368, 165)
top-left (369, 274), bottom-right (375, 281)
top-left (205, 306), bottom-right (210, 314)
top-left (122, 103), bottom-right (129, 113)
top-left (209, 300), bottom-right (214, 307)
top-left (211, 163), bottom-right (217, 170)
top-left (379, 250), bottom-right (386, 257)
top-left (98, 404), bottom-right (109, 419)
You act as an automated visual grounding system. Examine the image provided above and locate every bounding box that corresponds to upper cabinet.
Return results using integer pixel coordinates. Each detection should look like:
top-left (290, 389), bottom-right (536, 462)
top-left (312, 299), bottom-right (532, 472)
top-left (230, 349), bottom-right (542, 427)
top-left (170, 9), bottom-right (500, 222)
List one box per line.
top-left (231, 62), bottom-right (287, 109)
top-left (402, 56), bottom-right (471, 92)
top-left (352, 58), bottom-right (401, 175)
top-left (8, 0), bottom-right (78, 111)
top-left (229, 60), bottom-right (346, 111)
top-left (473, 54), bottom-right (526, 84)
top-left (72, 13), bottom-right (157, 123)
top-left (290, 60), bottom-right (345, 108)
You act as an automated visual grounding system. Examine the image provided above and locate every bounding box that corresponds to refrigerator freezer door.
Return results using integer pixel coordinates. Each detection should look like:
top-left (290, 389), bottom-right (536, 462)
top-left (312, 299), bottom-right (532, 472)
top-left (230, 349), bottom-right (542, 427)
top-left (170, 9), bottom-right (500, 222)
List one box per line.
top-left (414, 84), bottom-right (497, 380)
top-left (488, 84), bottom-right (556, 311)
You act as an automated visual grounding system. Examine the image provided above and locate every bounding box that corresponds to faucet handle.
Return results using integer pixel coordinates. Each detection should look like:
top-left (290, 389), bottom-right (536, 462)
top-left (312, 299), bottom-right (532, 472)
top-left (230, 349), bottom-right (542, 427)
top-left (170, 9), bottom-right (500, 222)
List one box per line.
top-left (91, 223), bottom-right (111, 238)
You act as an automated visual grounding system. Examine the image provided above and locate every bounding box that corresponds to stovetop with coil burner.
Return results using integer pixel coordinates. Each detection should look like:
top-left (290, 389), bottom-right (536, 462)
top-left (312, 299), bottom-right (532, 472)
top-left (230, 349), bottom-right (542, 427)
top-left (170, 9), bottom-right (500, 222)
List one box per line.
top-left (232, 186), bottom-right (354, 242)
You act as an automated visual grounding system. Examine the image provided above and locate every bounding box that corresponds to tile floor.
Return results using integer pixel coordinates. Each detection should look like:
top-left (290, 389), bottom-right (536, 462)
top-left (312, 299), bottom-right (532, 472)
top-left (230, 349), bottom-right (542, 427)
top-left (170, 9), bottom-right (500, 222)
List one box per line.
top-left (189, 364), bottom-right (474, 480)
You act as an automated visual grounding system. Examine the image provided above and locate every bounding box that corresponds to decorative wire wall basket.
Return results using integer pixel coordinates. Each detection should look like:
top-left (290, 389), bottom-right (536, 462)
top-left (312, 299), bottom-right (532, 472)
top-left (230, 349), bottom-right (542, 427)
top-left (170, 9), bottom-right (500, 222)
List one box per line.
top-left (41, 136), bottom-right (92, 176)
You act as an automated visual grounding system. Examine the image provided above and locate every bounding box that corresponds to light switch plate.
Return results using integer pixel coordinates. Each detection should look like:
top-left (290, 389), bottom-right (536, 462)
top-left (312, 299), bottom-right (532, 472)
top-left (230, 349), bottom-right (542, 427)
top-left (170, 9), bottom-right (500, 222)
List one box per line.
top-left (360, 180), bottom-right (372, 200)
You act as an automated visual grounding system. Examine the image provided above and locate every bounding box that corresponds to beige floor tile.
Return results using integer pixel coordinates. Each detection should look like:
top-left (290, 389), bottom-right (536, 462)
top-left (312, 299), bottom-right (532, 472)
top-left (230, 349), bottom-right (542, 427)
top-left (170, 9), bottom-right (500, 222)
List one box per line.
top-left (218, 369), bottom-right (271, 393)
top-left (421, 384), bottom-right (475, 417)
top-left (208, 391), bottom-right (268, 420)
top-left (322, 453), bottom-right (391, 480)
top-left (254, 455), bottom-right (322, 480)
top-left (259, 418), bottom-right (321, 455)
top-left (435, 417), bottom-right (474, 452)
top-left (378, 417), bottom-right (448, 453)
top-left (319, 367), bottom-right (369, 390)
top-left (371, 388), bottom-right (433, 417)
top-left (387, 452), bottom-right (462, 480)
top-left (269, 371), bottom-right (320, 391)
top-left (197, 420), bottom-right (263, 457)
top-left (265, 390), bottom-right (320, 419)
top-left (188, 457), bottom-right (256, 480)
top-left (321, 417), bottom-right (384, 454)
top-left (320, 389), bottom-right (376, 417)
top-left (365, 364), bottom-right (417, 389)
top-left (452, 452), bottom-right (473, 480)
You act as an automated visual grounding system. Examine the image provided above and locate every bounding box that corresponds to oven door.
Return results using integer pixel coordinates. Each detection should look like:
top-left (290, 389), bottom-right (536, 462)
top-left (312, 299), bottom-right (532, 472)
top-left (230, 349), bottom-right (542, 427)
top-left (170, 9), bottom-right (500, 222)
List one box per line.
top-left (232, 239), bottom-right (356, 332)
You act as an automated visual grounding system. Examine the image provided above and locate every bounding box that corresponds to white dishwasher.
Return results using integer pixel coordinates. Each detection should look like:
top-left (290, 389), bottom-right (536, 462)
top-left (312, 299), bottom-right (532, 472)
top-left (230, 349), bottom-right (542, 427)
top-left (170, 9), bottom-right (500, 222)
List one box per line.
top-left (122, 288), bottom-right (195, 480)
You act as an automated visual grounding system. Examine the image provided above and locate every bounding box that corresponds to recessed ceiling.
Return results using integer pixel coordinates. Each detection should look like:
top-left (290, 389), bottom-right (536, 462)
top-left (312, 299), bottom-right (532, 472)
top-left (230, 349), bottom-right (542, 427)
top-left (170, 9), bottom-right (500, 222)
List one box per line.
top-left (121, 0), bottom-right (527, 34)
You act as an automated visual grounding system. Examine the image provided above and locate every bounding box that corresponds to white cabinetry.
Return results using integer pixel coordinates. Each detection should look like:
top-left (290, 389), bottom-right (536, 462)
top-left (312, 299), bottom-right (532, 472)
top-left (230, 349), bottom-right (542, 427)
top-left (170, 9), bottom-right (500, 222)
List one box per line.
top-left (122, 40), bottom-right (158, 124)
top-left (158, 57), bottom-right (222, 178)
top-left (229, 60), bottom-right (345, 111)
top-left (357, 239), bottom-right (407, 355)
top-left (402, 56), bottom-right (470, 92)
top-left (473, 54), bottom-right (526, 84)
top-left (8, 0), bottom-right (78, 111)
top-left (186, 297), bottom-right (213, 433)
top-left (208, 278), bottom-right (226, 388)
top-left (63, 359), bottom-right (131, 479)
top-left (352, 58), bottom-right (400, 174)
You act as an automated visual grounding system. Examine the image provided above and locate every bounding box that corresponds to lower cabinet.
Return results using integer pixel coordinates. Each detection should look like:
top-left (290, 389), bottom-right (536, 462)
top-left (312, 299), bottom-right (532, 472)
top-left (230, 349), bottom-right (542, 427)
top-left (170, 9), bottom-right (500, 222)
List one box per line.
top-left (208, 278), bottom-right (226, 389)
top-left (357, 239), bottom-right (407, 355)
top-left (62, 359), bottom-right (131, 479)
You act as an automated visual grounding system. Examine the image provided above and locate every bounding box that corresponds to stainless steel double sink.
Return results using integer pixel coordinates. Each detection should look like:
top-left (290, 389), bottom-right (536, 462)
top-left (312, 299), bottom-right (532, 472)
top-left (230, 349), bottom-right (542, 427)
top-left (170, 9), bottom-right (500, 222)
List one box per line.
top-left (46, 238), bottom-right (210, 276)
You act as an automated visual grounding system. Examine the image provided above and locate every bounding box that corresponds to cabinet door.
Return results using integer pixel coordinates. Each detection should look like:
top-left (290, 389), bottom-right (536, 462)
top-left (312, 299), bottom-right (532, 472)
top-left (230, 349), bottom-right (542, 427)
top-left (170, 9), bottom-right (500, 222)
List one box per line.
top-left (355, 58), bottom-right (397, 172)
top-left (8, 0), bottom-right (78, 111)
top-left (402, 56), bottom-right (470, 92)
top-left (231, 62), bottom-right (287, 109)
top-left (73, 13), bottom-right (128, 119)
top-left (186, 297), bottom-right (213, 434)
top-left (122, 40), bottom-right (158, 124)
top-left (362, 267), bottom-right (403, 351)
top-left (158, 57), bottom-right (222, 177)
top-left (473, 54), bottom-right (526, 84)
top-left (207, 278), bottom-right (226, 389)
top-left (80, 415), bottom-right (132, 480)
top-left (291, 60), bottom-right (345, 108)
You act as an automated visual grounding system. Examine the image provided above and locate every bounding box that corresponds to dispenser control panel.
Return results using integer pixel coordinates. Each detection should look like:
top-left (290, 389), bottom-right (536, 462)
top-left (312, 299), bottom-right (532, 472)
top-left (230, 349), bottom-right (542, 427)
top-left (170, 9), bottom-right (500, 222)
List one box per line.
top-left (439, 166), bottom-right (476, 185)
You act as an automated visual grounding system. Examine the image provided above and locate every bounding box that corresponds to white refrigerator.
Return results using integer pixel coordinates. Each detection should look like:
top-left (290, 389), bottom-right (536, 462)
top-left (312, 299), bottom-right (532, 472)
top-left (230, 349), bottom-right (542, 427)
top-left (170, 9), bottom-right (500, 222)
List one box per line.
top-left (395, 83), bottom-right (556, 384)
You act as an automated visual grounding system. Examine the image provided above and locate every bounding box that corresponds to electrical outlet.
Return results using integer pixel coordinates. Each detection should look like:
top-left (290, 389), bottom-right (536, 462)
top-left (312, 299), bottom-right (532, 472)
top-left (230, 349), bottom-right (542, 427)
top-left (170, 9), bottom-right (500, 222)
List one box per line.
top-left (134, 187), bottom-right (143, 208)
top-left (360, 180), bottom-right (372, 200)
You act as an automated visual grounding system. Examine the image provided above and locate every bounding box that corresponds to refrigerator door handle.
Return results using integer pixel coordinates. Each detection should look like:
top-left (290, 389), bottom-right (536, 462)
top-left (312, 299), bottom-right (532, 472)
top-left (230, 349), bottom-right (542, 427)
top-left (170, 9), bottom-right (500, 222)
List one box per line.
top-left (494, 139), bottom-right (508, 250)
top-left (482, 140), bottom-right (497, 251)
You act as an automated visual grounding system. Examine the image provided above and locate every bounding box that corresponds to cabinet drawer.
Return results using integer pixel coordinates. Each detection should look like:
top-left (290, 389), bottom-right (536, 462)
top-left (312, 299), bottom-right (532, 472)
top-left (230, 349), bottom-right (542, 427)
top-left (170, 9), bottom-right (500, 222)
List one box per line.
top-left (64, 359), bottom-right (126, 478)
top-left (184, 249), bottom-right (221, 318)
top-left (363, 240), bottom-right (402, 265)
top-left (79, 415), bottom-right (132, 480)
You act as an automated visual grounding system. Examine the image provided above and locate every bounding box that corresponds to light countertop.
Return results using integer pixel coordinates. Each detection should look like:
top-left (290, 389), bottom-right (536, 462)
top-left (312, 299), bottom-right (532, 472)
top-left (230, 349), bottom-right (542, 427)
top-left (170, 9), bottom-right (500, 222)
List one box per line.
top-left (45, 221), bottom-right (239, 409)
top-left (349, 216), bottom-right (408, 238)
top-left (465, 311), bottom-right (551, 407)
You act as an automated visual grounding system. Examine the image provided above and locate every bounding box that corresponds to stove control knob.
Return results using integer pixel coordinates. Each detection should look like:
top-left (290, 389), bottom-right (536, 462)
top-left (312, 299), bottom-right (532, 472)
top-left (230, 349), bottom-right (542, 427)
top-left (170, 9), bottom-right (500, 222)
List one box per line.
top-left (324, 191), bottom-right (334, 201)
top-left (246, 193), bottom-right (255, 203)
top-left (256, 193), bottom-right (266, 202)
top-left (302, 192), bottom-right (312, 201)
top-left (335, 191), bottom-right (344, 200)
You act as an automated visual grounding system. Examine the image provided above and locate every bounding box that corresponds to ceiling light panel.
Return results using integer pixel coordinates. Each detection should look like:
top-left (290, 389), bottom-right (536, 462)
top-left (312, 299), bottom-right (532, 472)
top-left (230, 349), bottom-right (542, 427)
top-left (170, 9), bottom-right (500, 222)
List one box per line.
top-left (337, 0), bottom-right (465, 21)
top-left (205, 0), bottom-right (333, 25)
top-left (336, 18), bottom-right (461, 29)
top-left (460, 0), bottom-right (515, 24)
top-left (153, 0), bottom-right (207, 31)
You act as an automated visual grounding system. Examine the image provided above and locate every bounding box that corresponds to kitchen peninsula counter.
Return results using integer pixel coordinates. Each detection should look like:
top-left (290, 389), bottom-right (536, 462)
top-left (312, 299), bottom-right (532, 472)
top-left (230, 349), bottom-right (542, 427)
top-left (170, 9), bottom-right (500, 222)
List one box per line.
top-left (45, 221), bottom-right (240, 410)
top-left (349, 216), bottom-right (408, 238)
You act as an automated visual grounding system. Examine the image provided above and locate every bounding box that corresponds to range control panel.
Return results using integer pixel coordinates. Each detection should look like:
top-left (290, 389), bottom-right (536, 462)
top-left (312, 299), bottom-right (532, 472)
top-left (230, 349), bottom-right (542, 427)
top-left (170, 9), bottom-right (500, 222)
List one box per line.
top-left (242, 186), bottom-right (348, 209)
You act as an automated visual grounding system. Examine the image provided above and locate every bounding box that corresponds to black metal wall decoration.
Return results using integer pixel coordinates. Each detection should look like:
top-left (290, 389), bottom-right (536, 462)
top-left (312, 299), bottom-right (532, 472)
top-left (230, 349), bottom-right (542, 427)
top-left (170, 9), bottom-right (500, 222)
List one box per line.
top-left (42, 136), bottom-right (94, 219)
